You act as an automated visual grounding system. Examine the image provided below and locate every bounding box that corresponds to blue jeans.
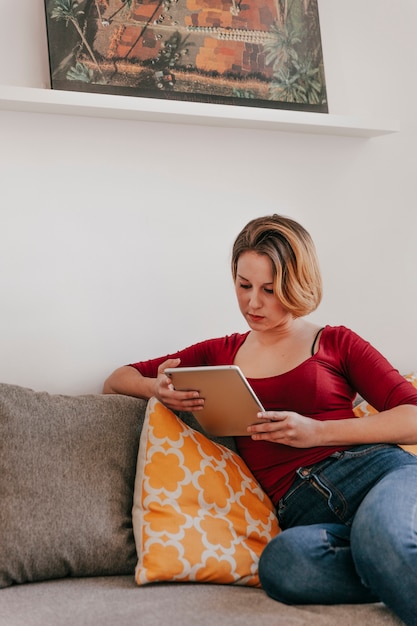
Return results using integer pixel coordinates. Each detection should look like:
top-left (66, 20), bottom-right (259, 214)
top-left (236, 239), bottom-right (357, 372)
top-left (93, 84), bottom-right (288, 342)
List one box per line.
top-left (258, 444), bottom-right (417, 626)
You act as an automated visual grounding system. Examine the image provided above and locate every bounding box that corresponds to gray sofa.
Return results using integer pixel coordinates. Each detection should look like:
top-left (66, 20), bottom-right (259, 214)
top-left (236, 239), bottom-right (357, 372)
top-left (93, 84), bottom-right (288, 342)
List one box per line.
top-left (0, 382), bottom-right (404, 626)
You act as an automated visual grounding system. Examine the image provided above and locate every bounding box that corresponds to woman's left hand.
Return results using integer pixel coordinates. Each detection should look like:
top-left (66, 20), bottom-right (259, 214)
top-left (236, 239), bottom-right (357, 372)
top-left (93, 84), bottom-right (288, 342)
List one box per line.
top-left (247, 411), bottom-right (322, 448)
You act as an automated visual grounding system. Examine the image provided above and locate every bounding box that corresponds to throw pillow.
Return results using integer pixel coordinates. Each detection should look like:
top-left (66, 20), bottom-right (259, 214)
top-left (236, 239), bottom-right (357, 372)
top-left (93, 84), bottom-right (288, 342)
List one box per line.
top-left (0, 383), bottom-right (146, 587)
top-left (353, 372), bottom-right (417, 455)
top-left (133, 397), bottom-right (280, 587)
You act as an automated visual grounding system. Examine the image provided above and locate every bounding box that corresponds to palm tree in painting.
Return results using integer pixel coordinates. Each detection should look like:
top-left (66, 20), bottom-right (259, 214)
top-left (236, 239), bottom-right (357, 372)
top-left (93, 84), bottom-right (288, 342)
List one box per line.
top-left (264, 23), bottom-right (301, 72)
top-left (303, 0), bottom-right (312, 14)
top-left (268, 48), bottom-right (323, 104)
top-left (50, 0), bottom-right (104, 79)
top-left (66, 61), bottom-right (94, 82)
top-left (292, 56), bottom-right (322, 104)
top-left (274, 0), bottom-right (289, 27)
top-left (264, 0), bottom-right (325, 105)
top-left (269, 67), bottom-right (306, 103)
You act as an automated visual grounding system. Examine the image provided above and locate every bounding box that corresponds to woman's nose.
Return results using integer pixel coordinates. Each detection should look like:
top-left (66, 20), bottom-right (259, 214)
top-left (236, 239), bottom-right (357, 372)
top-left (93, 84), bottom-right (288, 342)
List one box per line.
top-left (249, 291), bottom-right (262, 308)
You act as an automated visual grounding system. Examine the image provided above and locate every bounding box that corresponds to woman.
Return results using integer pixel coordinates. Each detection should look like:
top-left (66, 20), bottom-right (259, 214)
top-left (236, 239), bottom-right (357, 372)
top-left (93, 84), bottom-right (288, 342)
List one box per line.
top-left (103, 214), bottom-right (417, 626)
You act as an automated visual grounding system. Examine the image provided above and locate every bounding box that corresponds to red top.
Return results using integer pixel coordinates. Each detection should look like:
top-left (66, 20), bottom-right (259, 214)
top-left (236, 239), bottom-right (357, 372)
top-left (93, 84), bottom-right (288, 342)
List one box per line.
top-left (130, 325), bottom-right (417, 504)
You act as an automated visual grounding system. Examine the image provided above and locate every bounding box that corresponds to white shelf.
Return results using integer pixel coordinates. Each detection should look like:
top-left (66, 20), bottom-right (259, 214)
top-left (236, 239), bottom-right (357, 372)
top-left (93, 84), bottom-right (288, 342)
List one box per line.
top-left (0, 84), bottom-right (399, 138)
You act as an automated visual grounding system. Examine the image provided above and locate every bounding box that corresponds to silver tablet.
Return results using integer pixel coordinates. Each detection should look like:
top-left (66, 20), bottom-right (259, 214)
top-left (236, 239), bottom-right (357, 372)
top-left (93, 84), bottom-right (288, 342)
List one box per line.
top-left (164, 365), bottom-right (265, 437)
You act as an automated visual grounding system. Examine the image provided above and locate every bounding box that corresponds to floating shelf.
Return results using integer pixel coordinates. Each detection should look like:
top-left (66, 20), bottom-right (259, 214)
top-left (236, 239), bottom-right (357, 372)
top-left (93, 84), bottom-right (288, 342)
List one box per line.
top-left (0, 84), bottom-right (399, 138)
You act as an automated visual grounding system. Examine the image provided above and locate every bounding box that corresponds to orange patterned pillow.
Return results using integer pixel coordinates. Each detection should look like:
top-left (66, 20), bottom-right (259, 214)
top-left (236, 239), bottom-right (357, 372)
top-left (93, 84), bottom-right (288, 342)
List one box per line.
top-left (353, 372), bottom-right (417, 455)
top-left (132, 397), bottom-right (280, 587)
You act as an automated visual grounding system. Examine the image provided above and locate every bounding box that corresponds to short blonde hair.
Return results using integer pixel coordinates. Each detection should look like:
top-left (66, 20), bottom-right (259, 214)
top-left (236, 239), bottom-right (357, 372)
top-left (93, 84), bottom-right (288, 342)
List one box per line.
top-left (231, 214), bottom-right (322, 317)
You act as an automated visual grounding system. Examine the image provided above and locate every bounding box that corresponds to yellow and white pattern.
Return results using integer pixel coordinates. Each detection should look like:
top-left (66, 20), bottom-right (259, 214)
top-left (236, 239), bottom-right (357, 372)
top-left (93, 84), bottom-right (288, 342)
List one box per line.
top-left (133, 397), bottom-right (280, 587)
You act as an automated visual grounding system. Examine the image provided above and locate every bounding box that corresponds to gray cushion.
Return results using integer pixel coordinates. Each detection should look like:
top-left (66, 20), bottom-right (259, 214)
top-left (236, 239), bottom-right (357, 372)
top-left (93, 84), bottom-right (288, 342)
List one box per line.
top-left (0, 383), bottom-right (147, 587)
top-left (0, 576), bottom-right (402, 626)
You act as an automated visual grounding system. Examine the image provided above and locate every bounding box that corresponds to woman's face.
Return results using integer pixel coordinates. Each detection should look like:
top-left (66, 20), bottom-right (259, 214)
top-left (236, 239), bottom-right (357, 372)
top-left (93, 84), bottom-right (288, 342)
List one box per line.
top-left (235, 251), bottom-right (291, 331)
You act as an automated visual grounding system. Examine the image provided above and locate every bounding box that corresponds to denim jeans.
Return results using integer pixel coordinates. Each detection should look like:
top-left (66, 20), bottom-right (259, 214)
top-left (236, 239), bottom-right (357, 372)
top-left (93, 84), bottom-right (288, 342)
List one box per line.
top-left (258, 444), bottom-right (417, 626)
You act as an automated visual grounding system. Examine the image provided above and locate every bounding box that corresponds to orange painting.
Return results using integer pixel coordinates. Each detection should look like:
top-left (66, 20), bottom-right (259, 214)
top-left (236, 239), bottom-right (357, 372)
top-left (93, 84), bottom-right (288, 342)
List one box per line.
top-left (44, 0), bottom-right (328, 112)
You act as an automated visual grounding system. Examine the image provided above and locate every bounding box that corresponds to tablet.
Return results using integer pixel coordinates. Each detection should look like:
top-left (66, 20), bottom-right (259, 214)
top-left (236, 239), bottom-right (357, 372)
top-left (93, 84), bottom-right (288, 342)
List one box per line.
top-left (164, 365), bottom-right (265, 437)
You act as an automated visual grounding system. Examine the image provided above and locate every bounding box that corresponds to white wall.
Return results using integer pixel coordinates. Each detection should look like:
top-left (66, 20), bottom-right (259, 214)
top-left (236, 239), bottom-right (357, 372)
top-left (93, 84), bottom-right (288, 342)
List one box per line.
top-left (1, 1), bottom-right (416, 394)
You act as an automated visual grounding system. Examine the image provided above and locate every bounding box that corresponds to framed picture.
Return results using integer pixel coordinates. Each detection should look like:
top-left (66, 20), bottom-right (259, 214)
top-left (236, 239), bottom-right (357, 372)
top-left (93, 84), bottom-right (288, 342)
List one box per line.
top-left (44, 0), bottom-right (328, 113)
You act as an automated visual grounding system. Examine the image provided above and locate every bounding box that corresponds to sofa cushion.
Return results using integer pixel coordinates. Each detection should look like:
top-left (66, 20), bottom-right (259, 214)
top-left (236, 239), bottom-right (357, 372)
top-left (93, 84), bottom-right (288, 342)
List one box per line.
top-left (0, 383), bottom-right (147, 587)
top-left (133, 398), bottom-right (280, 587)
top-left (0, 576), bottom-right (402, 626)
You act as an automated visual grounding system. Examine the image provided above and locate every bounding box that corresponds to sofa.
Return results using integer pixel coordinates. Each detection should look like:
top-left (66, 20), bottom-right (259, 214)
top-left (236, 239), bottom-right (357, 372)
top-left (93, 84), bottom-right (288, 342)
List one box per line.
top-left (0, 380), bottom-right (410, 626)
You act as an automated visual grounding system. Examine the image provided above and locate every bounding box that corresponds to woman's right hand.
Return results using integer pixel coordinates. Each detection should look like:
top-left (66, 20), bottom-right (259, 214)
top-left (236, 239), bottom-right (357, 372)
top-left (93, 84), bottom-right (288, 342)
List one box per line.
top-left (154, 359), bottom-right (205, 412)
top-left (103, 360), bottom-right (205, 412)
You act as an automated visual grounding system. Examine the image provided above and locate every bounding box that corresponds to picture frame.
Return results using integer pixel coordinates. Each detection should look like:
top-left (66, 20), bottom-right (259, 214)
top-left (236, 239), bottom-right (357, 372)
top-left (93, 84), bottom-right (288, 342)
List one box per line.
top-left (44, 0), bottom-right (328, 114)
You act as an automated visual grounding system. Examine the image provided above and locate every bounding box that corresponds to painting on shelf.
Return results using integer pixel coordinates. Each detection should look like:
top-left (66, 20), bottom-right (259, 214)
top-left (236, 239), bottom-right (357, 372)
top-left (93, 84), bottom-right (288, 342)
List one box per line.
top-left (44, 0), bottom-right (328, 113)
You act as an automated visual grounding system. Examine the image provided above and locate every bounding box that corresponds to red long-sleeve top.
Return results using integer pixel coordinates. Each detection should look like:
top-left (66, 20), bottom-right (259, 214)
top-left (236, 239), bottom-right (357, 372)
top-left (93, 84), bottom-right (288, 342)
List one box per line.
top-left (130, 325), bottom-right (417, 504)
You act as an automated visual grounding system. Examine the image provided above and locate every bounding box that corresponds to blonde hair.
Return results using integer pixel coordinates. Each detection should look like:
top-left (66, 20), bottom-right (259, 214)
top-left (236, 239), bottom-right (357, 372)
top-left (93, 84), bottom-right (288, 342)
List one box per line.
top-left (231, 214), bottom-right (322, 317)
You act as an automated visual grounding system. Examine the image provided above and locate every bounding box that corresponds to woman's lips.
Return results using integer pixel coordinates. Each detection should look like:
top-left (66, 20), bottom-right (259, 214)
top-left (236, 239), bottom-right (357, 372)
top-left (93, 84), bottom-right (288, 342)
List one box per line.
top-left (248, 313), bottom-right (264, 322)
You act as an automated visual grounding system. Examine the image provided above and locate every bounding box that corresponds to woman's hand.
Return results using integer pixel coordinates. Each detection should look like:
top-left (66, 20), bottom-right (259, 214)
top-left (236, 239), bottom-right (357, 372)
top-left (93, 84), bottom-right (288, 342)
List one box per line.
top-left (247, 411), bottom-right (322, 448)
top-left (249, 405), bottom-right (417, 448)
top-left (154, 359), bottom-right (205, 412)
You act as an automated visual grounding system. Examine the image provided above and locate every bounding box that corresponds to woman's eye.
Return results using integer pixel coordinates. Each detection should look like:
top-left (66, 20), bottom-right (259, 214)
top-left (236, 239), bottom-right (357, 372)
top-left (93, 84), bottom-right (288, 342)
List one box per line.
top-left (264, 288), bottom-right (274, 294)
top-left (239, 283), bottom-right (251, 290)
